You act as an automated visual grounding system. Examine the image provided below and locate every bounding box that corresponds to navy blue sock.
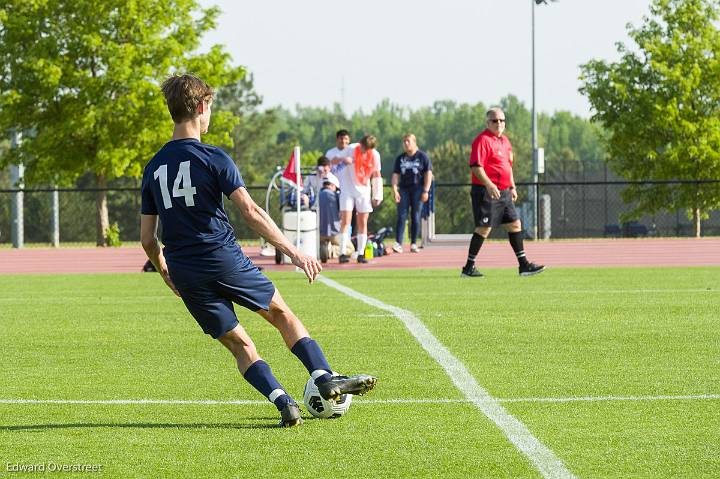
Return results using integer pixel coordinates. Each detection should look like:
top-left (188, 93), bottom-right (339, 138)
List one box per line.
top-left (243, 360), bottom-right (291, 411)
top-left (290, 337), bottom-right (333, 385)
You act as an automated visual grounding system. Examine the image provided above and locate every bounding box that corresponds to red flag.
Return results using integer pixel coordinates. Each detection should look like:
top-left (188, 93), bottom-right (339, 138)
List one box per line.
top-left (281, 151), bottom-right (302, 187)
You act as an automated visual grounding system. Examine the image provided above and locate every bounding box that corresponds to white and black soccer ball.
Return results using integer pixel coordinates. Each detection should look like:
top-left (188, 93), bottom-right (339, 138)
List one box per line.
top-left (303, 376), bottom-right (352, 419)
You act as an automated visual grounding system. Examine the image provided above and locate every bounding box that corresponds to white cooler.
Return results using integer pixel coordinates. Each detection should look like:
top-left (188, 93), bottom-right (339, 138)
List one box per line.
top-left (281, 210), bottom-right (318, 264)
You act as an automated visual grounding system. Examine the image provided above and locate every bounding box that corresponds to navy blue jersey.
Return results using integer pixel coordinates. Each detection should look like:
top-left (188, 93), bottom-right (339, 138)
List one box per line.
top-left (393, 150), bottom-right (432, 188)
top-left (141, 138), bottom-right (247, 286)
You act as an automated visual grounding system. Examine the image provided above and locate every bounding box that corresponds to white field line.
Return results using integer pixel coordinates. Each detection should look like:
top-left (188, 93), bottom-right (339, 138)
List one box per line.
top-left (435, 289), bottom-right (717, 296)
top-left (521, 289), bottom-right (717, 294)
top-left (499, 394), bottom-right (720, 404)
top-left (1, 394), bottom-right (719, 406)
top-left (317, 276), bottom-right (575, 479)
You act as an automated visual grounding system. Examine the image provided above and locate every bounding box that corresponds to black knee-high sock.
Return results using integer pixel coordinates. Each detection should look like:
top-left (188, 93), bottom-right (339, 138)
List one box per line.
top-left (464, 233), bottom-right (485, 270)
top-left (508, 231), bottom-right (529, 267)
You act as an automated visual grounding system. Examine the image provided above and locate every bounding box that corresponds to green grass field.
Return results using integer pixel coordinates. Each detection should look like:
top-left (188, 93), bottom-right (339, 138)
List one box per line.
top-left (1, 268), bottom-right (719, 478)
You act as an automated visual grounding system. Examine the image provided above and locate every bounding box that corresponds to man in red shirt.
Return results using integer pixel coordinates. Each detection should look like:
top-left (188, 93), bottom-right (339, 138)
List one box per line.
top-left (461, 107), bottom-right (545, 277)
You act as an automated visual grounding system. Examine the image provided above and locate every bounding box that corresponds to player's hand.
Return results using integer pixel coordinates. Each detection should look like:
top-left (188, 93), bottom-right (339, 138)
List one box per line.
top-left (160, 268), bottom-right (180, 297)
top-left (393, 191), bottom-right (401, 203)
top-left (420, 191), bottom-right (429, 203)
top-left (510, 188), bottom-right (518, 202)
top-left (487, 184), bottom-right (501, 200)
top-left (372, 199), bottom-right (381, 208)
top-left (342, 156), bottom-right (352, 165)
top-left (292, 252), bottom-right (322, 283)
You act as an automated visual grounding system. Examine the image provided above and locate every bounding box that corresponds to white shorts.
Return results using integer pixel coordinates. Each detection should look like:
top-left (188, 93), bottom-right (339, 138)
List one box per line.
top-left (339, 188), bottom-right (373, 213)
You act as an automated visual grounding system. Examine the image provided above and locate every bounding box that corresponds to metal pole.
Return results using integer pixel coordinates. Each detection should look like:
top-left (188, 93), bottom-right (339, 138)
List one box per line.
top-left (315, 168), bottom-right (321, 258)
top-left (604, 162), bottom-right (608, 229)
top-left (294, 145), bottom-right (301, 253)
top-left (10, 130), bottom-right (24, 249)
top-left (535, 181), bottom-right (540, 240)
top-left (51, 186), bottom-right (60, 247)
top-left (531, 0), bottom-right (539, 240)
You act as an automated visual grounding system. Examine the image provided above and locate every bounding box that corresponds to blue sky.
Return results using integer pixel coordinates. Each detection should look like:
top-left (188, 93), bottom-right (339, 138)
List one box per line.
top-left (198, 0), bottom-right (652, 117)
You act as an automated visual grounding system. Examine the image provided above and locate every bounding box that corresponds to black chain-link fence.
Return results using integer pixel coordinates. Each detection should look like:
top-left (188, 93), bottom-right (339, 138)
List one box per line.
top-left (433, 180), bottom-right (720, 238)
top-left (0, 186), bottom-right (272, 245)
top-left (1, 180), bottom-right (719, 245)
top-left (535, 181), bottom-right (720, 238)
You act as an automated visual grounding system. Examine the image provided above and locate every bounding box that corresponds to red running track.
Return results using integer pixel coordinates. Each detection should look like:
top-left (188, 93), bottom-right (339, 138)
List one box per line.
top-left (0, 238), bottom-right (718, 274)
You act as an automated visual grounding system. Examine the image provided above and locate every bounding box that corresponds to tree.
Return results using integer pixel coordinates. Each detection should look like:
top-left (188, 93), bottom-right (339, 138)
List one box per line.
top-left (0, 0), bottom-right (243, 245)
top-left (543, 111), bottom-right (607, 182)
top-left (428, 140), bottom-right (473, 234)
top-left (215, 75), bottom-right (293, 186)
top-left (580, 0), bottom-right (720, 236)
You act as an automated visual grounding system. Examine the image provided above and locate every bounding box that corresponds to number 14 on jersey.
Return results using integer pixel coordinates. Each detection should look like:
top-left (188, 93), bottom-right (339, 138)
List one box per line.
top-left (153, 161), bottom-right (197, 209)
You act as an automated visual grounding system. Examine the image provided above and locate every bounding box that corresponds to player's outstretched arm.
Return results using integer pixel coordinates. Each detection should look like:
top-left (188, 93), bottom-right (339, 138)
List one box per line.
top-left (229, 187), bottom-right (322, 283)
top-left (140, 214), bottom-right (180, 296)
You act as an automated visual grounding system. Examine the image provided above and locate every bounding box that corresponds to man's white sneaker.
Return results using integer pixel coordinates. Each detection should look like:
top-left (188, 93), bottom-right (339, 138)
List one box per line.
top-left (392, 243), bottom-right (403, 253)
top-left (410, 244), bottom-right (419, 253)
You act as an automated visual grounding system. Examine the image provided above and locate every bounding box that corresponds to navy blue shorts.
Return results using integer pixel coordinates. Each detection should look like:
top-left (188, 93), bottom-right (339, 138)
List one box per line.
top-left (176, 263), bottom-right (275, 339)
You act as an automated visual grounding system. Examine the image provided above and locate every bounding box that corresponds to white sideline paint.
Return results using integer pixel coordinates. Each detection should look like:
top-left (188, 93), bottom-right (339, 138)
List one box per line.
top-left (317, 276), bottom-right (575, 479)
top-left (499, 394), bottom-right (720, 404)
top-left (1, 394), bottom-right (719, 406)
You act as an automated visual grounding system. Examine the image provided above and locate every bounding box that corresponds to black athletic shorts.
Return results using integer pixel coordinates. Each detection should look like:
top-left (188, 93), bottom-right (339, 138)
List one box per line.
top-left (470, 185), bottom-right (519, 228)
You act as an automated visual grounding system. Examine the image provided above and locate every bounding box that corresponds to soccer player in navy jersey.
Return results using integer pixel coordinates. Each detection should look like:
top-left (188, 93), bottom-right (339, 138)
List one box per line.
top-left (140, 74), bottom-right (376, 427)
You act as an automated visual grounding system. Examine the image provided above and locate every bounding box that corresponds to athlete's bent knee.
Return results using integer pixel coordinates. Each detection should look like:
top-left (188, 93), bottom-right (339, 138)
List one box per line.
top-left (219, 326), bottom-right (255, 354)
top-left (504, 220), bottom-right (522, 233)
top-left (475, 226), bottom-right (491, 237)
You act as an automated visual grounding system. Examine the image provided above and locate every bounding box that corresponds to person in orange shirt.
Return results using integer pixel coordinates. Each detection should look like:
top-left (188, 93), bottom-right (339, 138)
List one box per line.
top-left (330, 134), bottom-right (383, 264)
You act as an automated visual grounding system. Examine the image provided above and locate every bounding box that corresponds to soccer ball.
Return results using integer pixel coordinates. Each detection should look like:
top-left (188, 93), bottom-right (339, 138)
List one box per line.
top-left (303, 376), bottom-right (353, 419)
